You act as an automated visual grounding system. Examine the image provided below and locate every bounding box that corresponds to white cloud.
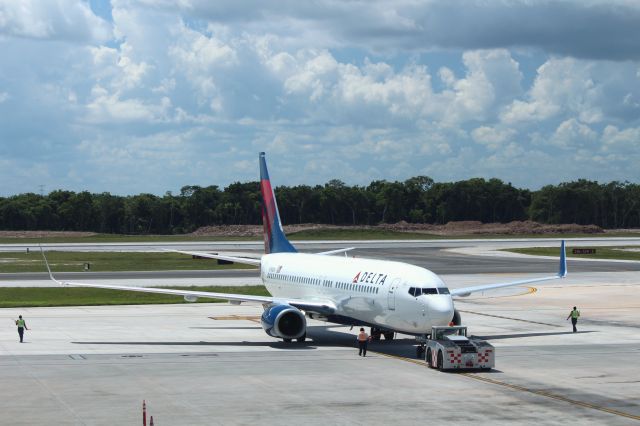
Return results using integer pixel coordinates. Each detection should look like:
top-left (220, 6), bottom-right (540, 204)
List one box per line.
top-left (549, 119), bottom-right (598, 148)
top-left (471, 126), bottom-right (516, 150)
top-left (602, 125), bottom-right (640, 151)
top-left (501, 58), bottom-right (602, 124)
top-left (0, 91), bottom-right (8, 103)
top-left (0, 0), bottom-right (112, 43)
top-left (437, 49), bottom-right (522, 123)
top-left (84, 85), bottom-right (171, 123)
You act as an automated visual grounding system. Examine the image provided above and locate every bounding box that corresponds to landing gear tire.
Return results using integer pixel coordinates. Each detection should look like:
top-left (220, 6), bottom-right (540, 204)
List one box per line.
top-left (383, 332), bottom-right (394, 340)
top-left (296, 333), bottom-right (306, 343)
top-left (370, 327), bottom-right (382, 341)
top-left (426, 348), bottom-right (433, 367)
top-left (437, 351), bottom-right (443, 371)
top-left (283, 338), bottom-right (292, 343)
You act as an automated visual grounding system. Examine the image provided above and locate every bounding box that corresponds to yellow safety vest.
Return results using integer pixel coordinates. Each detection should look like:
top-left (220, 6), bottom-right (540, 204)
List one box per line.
top-left (571, 310), bottom-right (580, 319)
top-left (16, 319), bottom-right (25, 327)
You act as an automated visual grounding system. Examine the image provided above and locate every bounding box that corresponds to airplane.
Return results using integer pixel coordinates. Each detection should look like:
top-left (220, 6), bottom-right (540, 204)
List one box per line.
top-left (42, 152), bottom-right (567, 344)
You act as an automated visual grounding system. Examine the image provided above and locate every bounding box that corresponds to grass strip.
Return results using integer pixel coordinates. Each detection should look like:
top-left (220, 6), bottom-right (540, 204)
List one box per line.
top-left (0, 285), bottom-right (270, 308)
top-left (0, 251), bottom-right (255, 273)
top-left (505, 246), bottom-right (640, 261)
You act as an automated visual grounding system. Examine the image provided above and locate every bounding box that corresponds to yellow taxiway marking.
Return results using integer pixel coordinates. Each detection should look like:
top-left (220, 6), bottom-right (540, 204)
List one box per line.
top-left (209, 315), bottom-right (261, 323)
top-left (461, 373), bottom-right (640, 421)
top-left (457, 308), bottom-right (562, 328)
top-left (375, 352), bottom-right (640, 421)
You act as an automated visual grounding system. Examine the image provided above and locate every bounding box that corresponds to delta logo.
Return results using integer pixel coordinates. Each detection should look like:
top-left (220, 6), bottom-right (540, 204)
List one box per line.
top-left (352, 271), bottom-right (387, 285)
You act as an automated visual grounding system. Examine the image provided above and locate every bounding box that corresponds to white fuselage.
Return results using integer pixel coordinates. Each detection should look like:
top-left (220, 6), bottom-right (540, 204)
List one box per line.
top-left (261, 253), bottom-right (455, 335)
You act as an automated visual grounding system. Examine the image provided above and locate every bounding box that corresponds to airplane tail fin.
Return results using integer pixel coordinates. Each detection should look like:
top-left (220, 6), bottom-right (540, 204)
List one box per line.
top-left (259, 152), bottom-right (297, 254)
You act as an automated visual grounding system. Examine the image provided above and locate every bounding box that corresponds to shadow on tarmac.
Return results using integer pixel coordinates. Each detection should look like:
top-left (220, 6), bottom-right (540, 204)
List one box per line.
top-left (476, 330), bottom-right (597, 340)
top-left (69, 326), bottom-right (598, 362)
top-left (70, 326), bottom-right (422, 356)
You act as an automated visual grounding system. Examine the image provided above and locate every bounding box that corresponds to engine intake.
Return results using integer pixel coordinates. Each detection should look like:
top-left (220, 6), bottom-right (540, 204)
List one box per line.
top-left (261, 303), bottom-right (306, 339)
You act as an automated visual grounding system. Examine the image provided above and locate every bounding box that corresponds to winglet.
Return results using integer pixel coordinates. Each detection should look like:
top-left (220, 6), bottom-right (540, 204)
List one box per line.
top-left (559, 240), bottom-right (567, 278)
top-left (39, 246), bottom-right (62, 285)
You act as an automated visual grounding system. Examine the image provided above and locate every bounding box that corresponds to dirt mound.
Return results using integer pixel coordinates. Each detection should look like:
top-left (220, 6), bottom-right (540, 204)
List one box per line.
top-left (191, 220), bottom-right (604, 237)
top-left (380, 220), bottom-right (603, 235)
top-left (190, 225), bottom-right (263, 237)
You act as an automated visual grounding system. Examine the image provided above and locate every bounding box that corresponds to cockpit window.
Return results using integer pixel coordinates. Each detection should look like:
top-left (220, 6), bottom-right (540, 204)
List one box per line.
top-left (438, 287), bottom-right (450, 295)
top-left (409, 287), bottom-right (439, 296)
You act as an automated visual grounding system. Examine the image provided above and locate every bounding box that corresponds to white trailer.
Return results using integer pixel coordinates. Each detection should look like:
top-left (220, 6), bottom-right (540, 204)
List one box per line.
top-left (416, 326), bottom-right (495, 371)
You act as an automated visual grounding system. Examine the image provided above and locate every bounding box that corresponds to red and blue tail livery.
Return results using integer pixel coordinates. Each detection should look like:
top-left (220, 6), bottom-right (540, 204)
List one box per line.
top-left (259, 152), bottom-right (297, 254)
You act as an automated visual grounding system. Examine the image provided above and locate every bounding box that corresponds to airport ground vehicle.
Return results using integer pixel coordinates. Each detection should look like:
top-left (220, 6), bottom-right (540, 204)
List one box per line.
top-left (416, 326), bottom-right (494, 371)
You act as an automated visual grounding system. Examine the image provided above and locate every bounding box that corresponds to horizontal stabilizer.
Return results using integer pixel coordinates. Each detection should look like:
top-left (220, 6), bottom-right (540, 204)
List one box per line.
top-left (161, 249), bottom-right (261, 266)
top-left (316, 247), bottom-right (355, 256)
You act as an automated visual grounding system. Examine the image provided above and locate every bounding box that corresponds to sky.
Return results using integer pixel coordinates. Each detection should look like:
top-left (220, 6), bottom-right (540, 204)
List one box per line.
top-left (0, 0), bottom-right (639, 196)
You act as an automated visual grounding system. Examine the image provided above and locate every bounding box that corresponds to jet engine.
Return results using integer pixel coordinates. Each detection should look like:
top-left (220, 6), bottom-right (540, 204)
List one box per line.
top-left (261, 303), bottom-right (306, 340)
top-left (451, 309), bottom-right (462, 326)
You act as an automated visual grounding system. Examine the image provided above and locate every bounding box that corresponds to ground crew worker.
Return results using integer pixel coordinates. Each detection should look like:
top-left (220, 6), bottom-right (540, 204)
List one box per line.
top-left (567, 306), bottom-right (580, 332)
top-left (15, 315), bottom-right (28, 343)
top-left (357, 328), bottom-right (370, 356)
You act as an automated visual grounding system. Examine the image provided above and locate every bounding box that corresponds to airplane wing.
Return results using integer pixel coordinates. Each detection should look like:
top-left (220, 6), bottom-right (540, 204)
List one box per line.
top-left (161, 249), bottom-right (261, 266)
top-left (450, 240), bottom-right (567, 297)
top-left (40, 249), bottom-right (335, 315)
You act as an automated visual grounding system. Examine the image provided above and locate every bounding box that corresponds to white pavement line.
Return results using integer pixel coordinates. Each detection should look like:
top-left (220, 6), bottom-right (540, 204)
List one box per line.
top-left (446, 245), bottom-right (640, 263)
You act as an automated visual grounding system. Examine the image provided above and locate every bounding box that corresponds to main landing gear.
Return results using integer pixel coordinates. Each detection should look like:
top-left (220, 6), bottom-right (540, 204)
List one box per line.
top-left (370, 327), bottom-right (395, 341)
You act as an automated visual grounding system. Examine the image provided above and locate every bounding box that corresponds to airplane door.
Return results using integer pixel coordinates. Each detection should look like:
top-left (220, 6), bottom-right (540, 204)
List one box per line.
top-left (387, 278), bottom-right (401, 310)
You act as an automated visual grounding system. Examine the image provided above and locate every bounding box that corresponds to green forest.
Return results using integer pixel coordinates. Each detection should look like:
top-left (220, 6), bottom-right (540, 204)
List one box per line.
top-left (0, 178), bottom-right (638, 234)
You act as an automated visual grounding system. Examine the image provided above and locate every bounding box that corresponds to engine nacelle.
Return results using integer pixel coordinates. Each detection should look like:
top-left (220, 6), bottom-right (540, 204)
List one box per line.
top-left (261, 303), bottom-right (306, 339)
top-left (451, 309), bottom-right (462, 326)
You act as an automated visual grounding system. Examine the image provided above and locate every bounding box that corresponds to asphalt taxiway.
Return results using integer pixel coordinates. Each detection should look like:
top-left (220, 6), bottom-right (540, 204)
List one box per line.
top-left (0, 239), bottom-right (639, 425)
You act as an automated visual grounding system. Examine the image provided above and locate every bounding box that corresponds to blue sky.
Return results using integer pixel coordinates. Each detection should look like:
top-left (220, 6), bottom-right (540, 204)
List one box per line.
top-left (0, 0), bottom-right (639, 195)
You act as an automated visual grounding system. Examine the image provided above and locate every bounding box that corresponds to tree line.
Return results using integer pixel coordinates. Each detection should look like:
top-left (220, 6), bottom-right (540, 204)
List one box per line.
top-left (0, 178), bottom-right (638, 234)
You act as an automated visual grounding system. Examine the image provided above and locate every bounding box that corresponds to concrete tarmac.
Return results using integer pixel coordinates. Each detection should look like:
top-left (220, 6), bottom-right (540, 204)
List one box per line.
top-left (1, 239), bottom-right (639, 425)
top-left (1, 270), bottom-right (639, 425)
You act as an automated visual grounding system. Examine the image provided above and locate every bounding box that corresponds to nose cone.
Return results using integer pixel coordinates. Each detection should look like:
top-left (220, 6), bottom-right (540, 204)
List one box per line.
top-left (428, 296), bottom-right (455, 326)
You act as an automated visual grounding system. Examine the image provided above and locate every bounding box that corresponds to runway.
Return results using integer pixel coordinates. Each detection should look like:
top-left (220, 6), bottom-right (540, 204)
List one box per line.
top-left (0, 239), bottom-right (639, 425)
top-left (2, 237), bottom-right (639, 288)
